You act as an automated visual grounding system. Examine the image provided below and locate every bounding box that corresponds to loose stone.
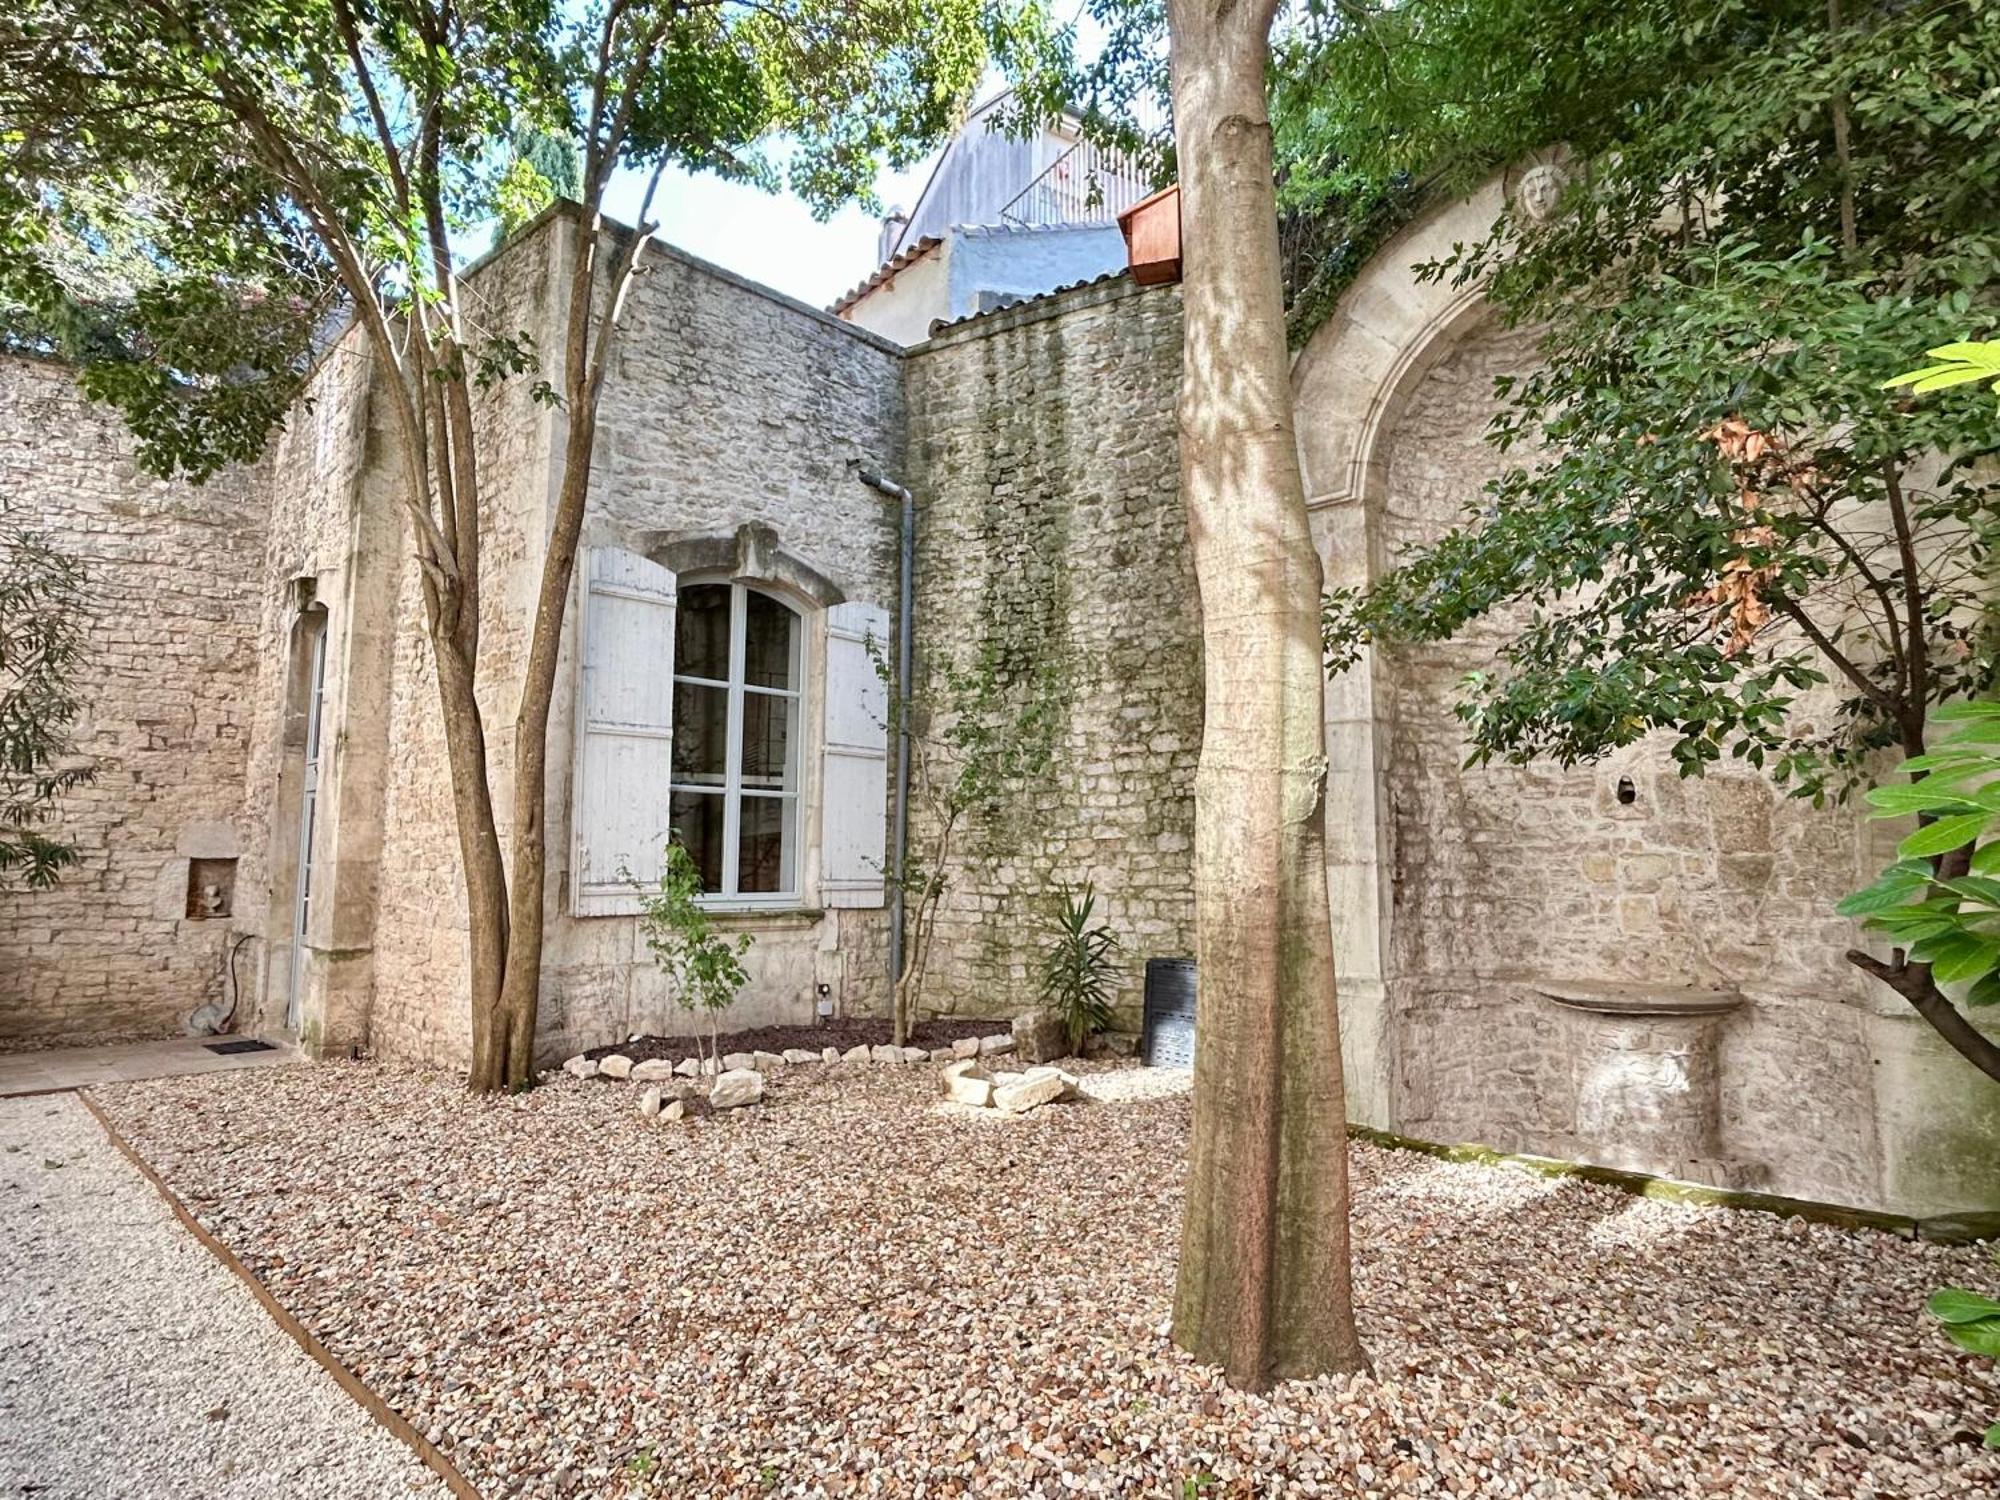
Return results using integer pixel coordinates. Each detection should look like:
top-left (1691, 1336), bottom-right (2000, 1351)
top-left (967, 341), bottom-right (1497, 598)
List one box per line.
top-left (709, 1069), bottom-right (765, 1110)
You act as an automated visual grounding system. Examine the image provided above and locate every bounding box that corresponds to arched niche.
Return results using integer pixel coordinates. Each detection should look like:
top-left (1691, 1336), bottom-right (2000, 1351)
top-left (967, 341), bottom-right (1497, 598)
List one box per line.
top-left (1288, 176), bottom-right (1884, 1205)
top-left (1289, 178), bottom-right (1509, 1131)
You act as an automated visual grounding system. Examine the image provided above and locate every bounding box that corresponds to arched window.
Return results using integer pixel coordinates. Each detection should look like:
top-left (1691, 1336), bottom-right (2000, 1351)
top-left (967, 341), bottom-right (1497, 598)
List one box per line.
top-left (669, 582), bottom-right (803, 899)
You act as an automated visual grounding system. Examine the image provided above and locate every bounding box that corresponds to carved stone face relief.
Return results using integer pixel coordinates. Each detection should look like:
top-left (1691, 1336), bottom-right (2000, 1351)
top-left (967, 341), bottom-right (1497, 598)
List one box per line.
top-left (1517, 163), bottom-right (1568, 224)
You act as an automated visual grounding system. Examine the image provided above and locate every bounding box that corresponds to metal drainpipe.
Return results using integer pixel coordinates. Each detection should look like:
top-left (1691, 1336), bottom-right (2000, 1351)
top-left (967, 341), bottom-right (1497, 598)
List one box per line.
top-left (854, 466), bottom-right (915, 997)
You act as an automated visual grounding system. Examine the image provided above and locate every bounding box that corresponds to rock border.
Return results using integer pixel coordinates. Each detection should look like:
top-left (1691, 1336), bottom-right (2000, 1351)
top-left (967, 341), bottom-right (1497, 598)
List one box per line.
top-left (557, 1033), bottom-right (1021, 1118)
top-left (559, 1031), bottom-right (1016, 1086)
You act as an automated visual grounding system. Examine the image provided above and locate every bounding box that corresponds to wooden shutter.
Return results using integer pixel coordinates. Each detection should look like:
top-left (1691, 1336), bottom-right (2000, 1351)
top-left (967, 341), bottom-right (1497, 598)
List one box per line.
top-left (571, 547), bottom-right (677, 916)
top-left (821, 601), bottom-right (891, 908)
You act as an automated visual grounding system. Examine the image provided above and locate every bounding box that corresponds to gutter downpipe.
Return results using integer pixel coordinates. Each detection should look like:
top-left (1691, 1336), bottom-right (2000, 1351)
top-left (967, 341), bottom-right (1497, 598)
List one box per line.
top-left (855, 466), bottom-right (915, 998)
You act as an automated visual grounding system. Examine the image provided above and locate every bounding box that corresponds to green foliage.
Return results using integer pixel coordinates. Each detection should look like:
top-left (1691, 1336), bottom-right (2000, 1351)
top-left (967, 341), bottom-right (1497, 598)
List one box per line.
top-left (633, 841), bottom-right (752, 1063)
top-left (870, 627), bottom-right (1065, 1037)
top-left (490, 128), bottom-right (584, 247)
top-left (1037, 879), bottom-right (1121, 1052)
top-left (1927, 1271), bottom-right (2000, 1448)
top-left (1298, 0), bottom-right (2000, 803)
top-left (1886, 339), bottom-right (2000, 410)
top-left (2, 0), bottom-right (1048, 479)
top-left (0, 527), bottom-right (92, 889)
top-left (1839, 701), bottom-right (2000, 1004)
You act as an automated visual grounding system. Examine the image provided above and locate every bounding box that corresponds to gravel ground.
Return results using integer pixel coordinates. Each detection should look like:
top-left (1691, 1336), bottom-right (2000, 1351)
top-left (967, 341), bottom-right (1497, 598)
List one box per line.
top-left (97, 1060), bottom-right (2000, 1499)
top-left (0, 1093), bottom-right (449, 1500)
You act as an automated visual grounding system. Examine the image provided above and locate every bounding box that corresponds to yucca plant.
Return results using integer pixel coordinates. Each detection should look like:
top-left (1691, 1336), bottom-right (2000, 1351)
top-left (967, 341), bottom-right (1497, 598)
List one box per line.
top-left (1038, 880), bottom-right (1121, 1054)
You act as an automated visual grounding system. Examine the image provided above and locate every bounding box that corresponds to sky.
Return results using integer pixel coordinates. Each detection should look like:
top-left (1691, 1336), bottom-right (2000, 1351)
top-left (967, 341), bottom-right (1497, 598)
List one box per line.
top-left (601, 150), bottom-right (944, 313)
top-left (595, 7), bottom-right (1123, 312)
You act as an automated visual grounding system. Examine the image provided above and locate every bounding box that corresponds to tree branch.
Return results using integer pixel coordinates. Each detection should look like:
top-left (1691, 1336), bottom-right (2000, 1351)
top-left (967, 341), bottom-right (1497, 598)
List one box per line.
top-left (1846, 949), bottom-right (2000, 1084)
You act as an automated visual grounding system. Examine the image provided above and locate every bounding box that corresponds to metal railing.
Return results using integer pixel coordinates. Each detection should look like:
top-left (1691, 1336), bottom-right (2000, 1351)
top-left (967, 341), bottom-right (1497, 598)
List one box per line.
top-left (999, 138), bottom-right (1153, 229)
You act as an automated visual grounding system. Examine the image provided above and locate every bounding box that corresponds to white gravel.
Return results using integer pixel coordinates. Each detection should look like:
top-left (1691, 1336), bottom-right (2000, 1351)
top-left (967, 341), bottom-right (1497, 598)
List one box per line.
top-left (0, 1093), bottom-right (449, 1500)
top-left (99, 1059), bottom-right (2000, 1499)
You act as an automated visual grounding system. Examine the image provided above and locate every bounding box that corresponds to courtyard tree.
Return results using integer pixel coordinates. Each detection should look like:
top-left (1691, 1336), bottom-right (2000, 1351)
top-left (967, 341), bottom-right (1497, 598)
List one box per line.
top-left (1294, 0), bottom-right (2000, 1078)
top-left (0, 526), bottom-right (91, 889)
top-left (1164, 0), bottom-right (1368, 1389)
top-left (3, 0), bottom-right (1037, 1090)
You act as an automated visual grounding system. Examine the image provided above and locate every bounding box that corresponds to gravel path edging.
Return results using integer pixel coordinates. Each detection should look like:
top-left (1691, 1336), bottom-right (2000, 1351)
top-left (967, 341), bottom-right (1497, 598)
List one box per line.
top-left (75, 1090), bottom-right (483, 1500)
top-left (1350, 1122), bottom-right (2000, 1245)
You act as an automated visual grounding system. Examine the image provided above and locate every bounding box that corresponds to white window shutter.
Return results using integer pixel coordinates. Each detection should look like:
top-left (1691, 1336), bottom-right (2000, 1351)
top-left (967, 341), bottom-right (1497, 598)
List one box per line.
top-left (572, 548), bottom-right (677, 917)
top-left (821, 601), bottom-right (891, 908)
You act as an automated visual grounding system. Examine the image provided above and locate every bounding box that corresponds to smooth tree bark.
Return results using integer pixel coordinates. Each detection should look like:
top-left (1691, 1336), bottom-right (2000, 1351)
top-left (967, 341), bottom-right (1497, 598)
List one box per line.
top-left (1165, 0), bottom-right (1369, 1390)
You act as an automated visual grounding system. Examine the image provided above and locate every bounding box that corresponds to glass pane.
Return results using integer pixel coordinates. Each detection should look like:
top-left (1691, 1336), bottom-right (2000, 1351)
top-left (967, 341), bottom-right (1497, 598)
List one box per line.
top-left (743, 591), bottom-right (799, 690)
top-left (671, 682), bottom-right (728, 785)
top-left (740, 693), bottom-right (793, 791)
top-left (738, 795), bottom-right (796, 894)
top-left (669, 791), bottom-right (725, 892)
top-left (675, 583), bottom-right (731, 681)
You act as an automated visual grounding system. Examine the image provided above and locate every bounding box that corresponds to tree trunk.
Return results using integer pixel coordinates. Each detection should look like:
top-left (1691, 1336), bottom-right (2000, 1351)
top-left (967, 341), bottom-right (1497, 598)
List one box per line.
top-left (1166, 0), bottom-right (1369, 1390)
top-left (488, 204), bottom-right (654, 1092)
top-left (439, 631), bottom-right (513, 1093)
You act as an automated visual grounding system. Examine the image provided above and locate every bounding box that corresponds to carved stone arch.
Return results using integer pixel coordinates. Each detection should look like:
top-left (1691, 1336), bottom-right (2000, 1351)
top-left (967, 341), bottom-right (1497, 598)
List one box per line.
top-left (1287, 178), bottom-right (1510, 1135)
top-left (1292, 175), bottom-right (1506, 531)
top-left (641, 521), bottom-right (846, 610)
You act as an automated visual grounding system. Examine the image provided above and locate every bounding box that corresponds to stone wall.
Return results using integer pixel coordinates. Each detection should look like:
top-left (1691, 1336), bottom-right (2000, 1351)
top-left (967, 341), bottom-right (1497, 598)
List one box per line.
top-left (230, 325), bottom-right (399, 1056)
top-left (0, 355), bottom-right (268, 1046)
top-left (902, 277), bottom-right (1199, 1031)
top-left (539, 235), bottom-right (908, 1061)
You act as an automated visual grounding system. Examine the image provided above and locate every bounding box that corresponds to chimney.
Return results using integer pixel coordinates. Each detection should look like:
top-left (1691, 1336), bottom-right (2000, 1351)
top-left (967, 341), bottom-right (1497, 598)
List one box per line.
top-left (877, 208), bottom-right (911, 263)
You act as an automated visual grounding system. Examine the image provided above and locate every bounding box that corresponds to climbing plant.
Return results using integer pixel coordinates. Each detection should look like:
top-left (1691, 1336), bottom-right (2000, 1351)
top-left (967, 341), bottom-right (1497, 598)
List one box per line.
top-left (874, 633), bottom-right (1065, 1046)
top-left (0, 527), bottom-right (91, 889)
top-left (1290, 0), bottom-right (2000, 1076)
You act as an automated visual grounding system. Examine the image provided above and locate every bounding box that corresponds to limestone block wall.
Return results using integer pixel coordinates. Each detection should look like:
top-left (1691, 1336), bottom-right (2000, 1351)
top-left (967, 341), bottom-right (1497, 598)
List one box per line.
top-left (539, 237), bottom-right (908, 1062)
top-left (1289, 166), bottom-right (2000, 1217)
top-left (231, 326), bottom-right (398, 1056)
top-left (902, 278), bottom-right (1199, 1030)
top-left (0, 355), bottom-right (268, 1046)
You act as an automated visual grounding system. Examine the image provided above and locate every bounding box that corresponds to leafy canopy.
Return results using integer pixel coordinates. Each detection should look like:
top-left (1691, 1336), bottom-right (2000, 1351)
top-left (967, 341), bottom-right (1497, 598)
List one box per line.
top-left (1294, 0), bottom-right (2000, 800)
top-left (1839, 701), bottom-right (2000, 1007)
top-left (1, 0), bottom-right (1045, 480)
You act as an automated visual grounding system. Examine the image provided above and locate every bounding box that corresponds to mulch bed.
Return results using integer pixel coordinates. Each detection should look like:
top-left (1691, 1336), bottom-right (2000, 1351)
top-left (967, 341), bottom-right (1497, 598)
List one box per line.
top-left (581, 1016), bottom-right (1002, 1064)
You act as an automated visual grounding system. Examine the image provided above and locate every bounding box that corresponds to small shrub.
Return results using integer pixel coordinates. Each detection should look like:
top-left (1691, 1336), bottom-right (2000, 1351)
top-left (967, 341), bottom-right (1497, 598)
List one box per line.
top-left (1038, 880), bottom-right (1121, 1053)
top-left (632, 841), bottom-right (752, 1072)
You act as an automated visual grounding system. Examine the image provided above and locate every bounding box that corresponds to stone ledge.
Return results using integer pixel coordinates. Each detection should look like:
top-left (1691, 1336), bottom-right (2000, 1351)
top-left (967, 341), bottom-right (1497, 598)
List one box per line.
top-left (1536, 981), bottom-right (1744, 1017)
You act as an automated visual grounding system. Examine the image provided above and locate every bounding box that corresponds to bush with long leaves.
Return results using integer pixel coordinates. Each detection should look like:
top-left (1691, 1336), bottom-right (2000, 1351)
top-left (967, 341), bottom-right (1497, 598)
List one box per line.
top-left (1037, 880), bottom-right (1121, 1054)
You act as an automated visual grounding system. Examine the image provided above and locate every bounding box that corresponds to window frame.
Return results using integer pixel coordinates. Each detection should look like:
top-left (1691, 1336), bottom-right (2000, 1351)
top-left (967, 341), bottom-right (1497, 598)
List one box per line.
top-left (668, 579), bottom-right (806, 908)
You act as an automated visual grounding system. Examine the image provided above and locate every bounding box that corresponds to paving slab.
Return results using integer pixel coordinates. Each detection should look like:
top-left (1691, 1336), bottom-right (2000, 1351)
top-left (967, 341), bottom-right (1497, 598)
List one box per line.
top-left (0, 1036), bottom-right (300, 1098)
